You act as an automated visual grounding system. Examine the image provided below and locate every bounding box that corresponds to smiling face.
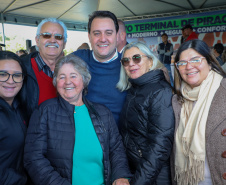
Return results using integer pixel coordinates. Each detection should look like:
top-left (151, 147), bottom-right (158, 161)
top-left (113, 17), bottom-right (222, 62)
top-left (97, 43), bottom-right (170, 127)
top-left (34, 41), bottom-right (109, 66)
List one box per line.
top-left (178, 48), bottom-right (211, 88)
top-left (36, 22), bottom-right (66, 63)
top-left (88, 17), bottom-right (117, 62)
top-left (0, 59), bottom-right (23, 105)
top-left (56, 63), bottom-right (84, 105)
top-left (123, 47), bottom-right (152, 79)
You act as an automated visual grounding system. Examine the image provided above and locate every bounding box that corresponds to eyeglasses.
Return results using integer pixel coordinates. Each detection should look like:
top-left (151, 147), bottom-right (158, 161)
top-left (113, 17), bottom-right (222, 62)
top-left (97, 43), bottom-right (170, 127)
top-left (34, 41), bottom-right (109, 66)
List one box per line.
top-left (176, 57), bottom-right (205, 70)
top-left (0, 71), bottom-right (24, 83)
top-left (38, 32), bottom-right (64, 40)
top-left (121, 54), bottom-right (147, 67)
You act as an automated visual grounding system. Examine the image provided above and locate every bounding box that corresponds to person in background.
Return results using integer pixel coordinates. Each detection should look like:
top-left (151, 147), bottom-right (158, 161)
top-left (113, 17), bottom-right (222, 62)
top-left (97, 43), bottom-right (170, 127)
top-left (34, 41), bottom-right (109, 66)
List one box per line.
top-left (20, 17), bottom-right (67, 119)
top-left (157, 33), bottom-right (174, 86)
top-left (72, 11), bottom-right (126, 125)
top-left (213, 43), bottom-right (224, 66)
top-left (0, 51), bottom-right (27, 185)
top-left (0, 44), bottom-right (5, 51)
top-left (171, 39), bottom-right (226, 185)
top-left (24, 54), bottom-right (132, 185)
top-left (117, 41), bottom-right (175, 185)
top-left (182, 24), bottom-right (198, 42)
top-left (222, 49), bottom-right (226, 63)
top-left (16, 50), bottom-right (28, 58)
top-left (117, 19), bottom-right (128, 53)
top-left (77, 42), bottom-right (90, 50)
top-left (180, 28), bottom-right (187, 44)
top-left (28, 45), bottom-right (37, 54)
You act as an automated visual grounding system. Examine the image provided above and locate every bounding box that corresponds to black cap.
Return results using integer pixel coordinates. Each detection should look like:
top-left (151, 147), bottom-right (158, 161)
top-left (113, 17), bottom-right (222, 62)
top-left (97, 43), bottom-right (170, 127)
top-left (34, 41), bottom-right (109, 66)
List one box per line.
top-left (0, 43), bottom-right (5, 47)
top-left (182, 24), bottom-right (193, 30)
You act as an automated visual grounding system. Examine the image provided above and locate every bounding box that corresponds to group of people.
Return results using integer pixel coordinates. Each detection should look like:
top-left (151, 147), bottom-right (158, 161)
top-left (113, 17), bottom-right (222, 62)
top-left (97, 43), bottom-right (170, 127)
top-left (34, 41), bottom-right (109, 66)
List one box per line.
top-left (0, 10), bottom-right (225, 185)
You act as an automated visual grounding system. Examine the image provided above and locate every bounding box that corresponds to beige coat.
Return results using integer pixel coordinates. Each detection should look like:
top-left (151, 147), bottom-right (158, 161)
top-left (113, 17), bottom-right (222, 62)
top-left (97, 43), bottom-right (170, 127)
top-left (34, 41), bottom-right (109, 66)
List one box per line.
top-left (171, 78), bottom-right (226, 185)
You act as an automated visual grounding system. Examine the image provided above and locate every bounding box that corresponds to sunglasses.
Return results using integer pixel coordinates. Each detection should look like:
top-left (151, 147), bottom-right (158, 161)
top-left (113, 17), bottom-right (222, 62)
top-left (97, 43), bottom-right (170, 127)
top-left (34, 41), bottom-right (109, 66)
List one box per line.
top-left (38, 32), bottom-right (64, 40)
top-left (176, 56), bottom-right (205, 70)
top-left (121, 54), bottom-right (147, 66)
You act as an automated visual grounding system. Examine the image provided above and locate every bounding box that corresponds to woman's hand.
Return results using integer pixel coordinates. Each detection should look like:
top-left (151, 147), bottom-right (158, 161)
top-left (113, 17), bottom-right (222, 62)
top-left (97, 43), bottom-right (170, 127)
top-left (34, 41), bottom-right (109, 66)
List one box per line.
top-left (112, 178), bottom-right (130, 185)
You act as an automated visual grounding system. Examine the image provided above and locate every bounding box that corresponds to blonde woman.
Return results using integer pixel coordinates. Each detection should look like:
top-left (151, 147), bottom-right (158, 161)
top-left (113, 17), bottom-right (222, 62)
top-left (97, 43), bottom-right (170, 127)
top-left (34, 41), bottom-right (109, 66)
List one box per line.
top-left (117, 41), bottom-right (175, 185)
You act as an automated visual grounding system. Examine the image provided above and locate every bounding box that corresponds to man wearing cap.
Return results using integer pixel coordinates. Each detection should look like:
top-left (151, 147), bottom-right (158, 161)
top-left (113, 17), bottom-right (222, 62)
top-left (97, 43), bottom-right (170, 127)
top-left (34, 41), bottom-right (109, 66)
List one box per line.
top-left (182, 24), bottom-right (198, 42)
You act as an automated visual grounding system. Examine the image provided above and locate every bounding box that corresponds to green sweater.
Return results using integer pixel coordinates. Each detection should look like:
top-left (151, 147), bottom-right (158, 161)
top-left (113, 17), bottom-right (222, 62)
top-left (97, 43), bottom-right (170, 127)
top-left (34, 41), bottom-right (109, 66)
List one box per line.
top-left (72, 104), bottom-right (104, 185)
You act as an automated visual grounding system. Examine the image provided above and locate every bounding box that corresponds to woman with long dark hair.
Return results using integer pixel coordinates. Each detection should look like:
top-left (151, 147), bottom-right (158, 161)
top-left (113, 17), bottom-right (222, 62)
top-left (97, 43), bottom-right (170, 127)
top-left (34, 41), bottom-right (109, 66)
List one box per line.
top-left (171, 39), bottom-right (226, 185)
top-left (0, 51), bottom-right (27, 185)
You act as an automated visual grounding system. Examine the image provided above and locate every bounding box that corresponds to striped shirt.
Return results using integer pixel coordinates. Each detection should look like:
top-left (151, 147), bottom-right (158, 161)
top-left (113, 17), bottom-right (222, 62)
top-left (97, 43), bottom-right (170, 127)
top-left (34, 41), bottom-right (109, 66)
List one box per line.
top-left (35, 53), bottom-right (53, 78)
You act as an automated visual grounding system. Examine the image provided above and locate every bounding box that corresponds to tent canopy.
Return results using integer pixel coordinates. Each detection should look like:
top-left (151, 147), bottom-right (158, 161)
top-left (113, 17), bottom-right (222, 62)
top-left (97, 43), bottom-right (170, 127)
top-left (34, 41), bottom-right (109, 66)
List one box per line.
top-left (0, 0), bottom-right (226, 31)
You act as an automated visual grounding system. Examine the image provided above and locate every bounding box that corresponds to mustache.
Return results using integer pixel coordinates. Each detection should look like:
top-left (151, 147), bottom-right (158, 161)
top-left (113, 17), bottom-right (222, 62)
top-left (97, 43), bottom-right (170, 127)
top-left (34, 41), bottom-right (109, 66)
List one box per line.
top-left (45, 43), bottom-right (59, 48)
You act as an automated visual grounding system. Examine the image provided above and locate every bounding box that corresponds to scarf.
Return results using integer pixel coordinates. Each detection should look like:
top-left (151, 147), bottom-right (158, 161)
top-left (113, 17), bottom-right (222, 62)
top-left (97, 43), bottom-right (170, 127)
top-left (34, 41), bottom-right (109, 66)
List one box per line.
top-left (175, 70), bottom-right (223, 185)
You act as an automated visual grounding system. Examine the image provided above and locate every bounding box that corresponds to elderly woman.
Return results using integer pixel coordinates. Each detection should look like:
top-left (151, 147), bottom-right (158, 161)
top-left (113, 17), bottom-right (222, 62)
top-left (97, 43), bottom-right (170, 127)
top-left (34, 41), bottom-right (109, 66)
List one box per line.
top-left (171, 39), bottom-right (226, 185)
top-left (24, 54), bottom-right (131, 185)
top-left (117, 41), bottom-right (175, 185)
top-left (0, 51), bottom-right (27, 184)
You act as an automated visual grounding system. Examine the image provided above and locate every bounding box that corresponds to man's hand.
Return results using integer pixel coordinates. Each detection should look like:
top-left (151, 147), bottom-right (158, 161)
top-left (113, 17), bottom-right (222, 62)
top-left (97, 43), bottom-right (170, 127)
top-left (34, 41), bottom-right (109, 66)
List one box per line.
top-left (112, 178), bottom-right (130, 185)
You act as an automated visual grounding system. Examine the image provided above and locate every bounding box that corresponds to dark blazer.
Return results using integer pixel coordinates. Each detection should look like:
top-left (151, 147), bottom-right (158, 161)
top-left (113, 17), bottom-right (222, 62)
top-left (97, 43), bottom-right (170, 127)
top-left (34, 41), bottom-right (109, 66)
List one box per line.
top-left (119, 70), bottom-right (175, 185)
top-left (24, 96), bottom-right (132, 185)
top-left (171, 78), bottom-right (226, 185)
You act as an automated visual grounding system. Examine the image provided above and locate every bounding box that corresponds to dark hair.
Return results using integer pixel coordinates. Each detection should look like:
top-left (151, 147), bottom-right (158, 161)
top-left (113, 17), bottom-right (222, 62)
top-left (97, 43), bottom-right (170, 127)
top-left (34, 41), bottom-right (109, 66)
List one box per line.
top-left (214, 43), bottom-right (224, 55)
top-left (182, 24), bottom-right (193, 30)
top-left (88, 11), bottom-right (119, 33)
top-left (161, 33), bottom-right (168, 37)
top-left (174, 39), bottom-right (225, 100)
top-left (0, 51), bottom-right (26, 75)
top-left (29, 45), bottom-right (37, 53)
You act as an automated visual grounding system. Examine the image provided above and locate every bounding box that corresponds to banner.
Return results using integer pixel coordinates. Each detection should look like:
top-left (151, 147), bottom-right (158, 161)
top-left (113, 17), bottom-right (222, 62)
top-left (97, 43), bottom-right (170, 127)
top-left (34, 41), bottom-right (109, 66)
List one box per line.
top-left (125, 10), bottom-right (226, 53)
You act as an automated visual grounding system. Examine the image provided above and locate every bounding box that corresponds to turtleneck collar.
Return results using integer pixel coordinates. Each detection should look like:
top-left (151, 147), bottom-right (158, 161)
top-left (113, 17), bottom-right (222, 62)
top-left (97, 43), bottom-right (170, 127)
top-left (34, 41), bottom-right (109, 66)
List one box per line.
top-left (129, 69), bottom-right (165, 87)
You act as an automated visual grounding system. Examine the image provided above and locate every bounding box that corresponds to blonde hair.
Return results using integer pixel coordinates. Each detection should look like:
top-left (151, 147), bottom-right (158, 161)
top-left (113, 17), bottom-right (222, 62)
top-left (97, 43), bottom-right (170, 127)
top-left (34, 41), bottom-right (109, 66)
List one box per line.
top-left (116, 41), bottom-right (163, 91)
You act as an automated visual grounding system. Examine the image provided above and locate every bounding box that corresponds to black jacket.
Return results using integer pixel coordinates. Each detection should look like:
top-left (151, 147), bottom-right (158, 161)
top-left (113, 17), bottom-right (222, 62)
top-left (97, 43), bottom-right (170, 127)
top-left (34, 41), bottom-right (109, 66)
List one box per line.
top-left (0, 98), bottom-right (27, 185)
top-left (24, 96), bottom-right (132, 185)
top-left (20, 51), bottom-right (40, 119)
top-left (119, 70), bottom-right (175, 185)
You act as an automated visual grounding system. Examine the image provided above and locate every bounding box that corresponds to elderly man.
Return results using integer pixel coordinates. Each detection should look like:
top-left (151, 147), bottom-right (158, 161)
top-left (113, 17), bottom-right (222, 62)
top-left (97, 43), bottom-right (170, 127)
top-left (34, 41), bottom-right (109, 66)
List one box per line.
top-left (117, 19), bottom-right (128, 53)
top-left (21, 17), bottom-right (67, 118)
top-left (72, 11), bottom-right (127, 127)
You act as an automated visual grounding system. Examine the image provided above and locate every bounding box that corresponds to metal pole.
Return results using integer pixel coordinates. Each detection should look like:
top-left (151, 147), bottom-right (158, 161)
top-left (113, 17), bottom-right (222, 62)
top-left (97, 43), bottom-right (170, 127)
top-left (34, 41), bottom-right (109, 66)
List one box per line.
top-left (1, 13), bottom-right (6, 50)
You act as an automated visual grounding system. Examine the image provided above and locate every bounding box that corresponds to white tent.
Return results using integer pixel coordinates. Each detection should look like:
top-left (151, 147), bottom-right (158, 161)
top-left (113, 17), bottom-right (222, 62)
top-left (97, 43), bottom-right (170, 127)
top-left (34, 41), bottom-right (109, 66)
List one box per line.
top-left (1, 0), bottom-right (226, 30)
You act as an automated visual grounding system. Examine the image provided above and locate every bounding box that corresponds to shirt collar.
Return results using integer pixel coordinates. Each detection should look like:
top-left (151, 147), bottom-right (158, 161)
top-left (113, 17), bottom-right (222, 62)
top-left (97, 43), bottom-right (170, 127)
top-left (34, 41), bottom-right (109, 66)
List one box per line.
top-left (35, 53), bottom-right (47, 71)
top-left (92, 49), bottom-right (118, 63)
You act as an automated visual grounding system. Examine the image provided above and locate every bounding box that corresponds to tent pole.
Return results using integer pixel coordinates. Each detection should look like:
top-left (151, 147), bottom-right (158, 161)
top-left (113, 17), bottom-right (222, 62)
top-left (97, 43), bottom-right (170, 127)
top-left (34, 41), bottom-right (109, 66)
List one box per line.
top-left (0, 13), bottom-right (6, 50)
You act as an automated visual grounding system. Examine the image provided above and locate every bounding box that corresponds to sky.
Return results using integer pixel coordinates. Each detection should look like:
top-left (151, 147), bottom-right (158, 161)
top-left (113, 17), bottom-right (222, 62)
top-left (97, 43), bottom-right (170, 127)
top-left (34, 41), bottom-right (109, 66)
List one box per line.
top-left (0, 23), bottom-right (90, 53)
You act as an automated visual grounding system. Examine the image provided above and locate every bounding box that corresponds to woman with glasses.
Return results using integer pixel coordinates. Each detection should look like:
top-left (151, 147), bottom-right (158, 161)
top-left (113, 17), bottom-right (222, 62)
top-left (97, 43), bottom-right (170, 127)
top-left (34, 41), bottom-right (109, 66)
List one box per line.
top-left (171, 39), bottom-right (226, 185)
top-left (117, 41), bottom-right (175, 185)
top-left (0, 51), bottom-right (27, 185)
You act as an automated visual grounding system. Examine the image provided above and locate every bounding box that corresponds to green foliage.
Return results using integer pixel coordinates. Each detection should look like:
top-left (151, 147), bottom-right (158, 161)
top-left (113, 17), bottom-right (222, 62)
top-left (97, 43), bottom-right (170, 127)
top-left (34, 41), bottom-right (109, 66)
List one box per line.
top-left (64, 48), bottom-right (74, 56)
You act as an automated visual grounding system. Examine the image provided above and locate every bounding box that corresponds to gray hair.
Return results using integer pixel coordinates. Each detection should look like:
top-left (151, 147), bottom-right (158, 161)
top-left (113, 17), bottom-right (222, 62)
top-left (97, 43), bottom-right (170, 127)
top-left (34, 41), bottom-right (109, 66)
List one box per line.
top-left (116, 41), bottom-right (164, 91)
top-left (36, 17), bottom-right (68, 43)
top-left (53, 54), bottom-right (91, 95)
